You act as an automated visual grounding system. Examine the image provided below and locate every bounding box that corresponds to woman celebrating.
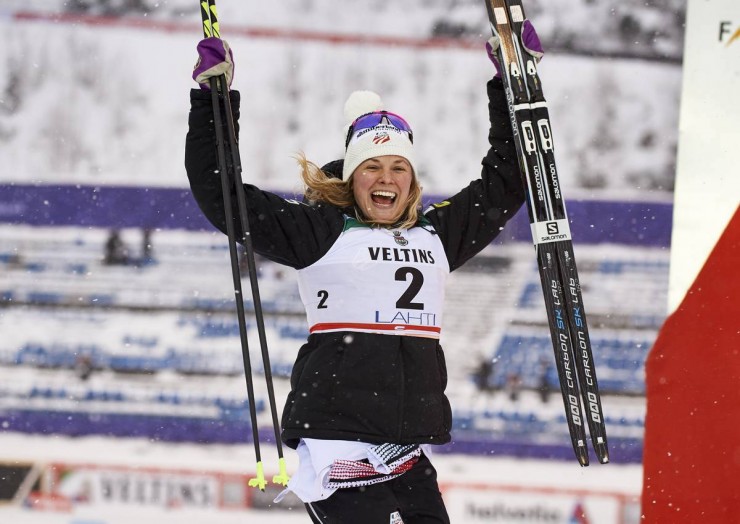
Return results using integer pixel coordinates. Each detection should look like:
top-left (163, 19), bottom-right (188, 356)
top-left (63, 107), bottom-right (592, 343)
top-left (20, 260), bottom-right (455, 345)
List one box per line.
top-left (186, 28), bottom-right (539, 523)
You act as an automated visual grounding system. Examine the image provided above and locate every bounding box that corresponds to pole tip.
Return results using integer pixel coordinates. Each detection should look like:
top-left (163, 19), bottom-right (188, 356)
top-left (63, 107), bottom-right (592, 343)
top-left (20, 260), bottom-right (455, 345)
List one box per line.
top-left (249, 462), bottom-right (267, 491)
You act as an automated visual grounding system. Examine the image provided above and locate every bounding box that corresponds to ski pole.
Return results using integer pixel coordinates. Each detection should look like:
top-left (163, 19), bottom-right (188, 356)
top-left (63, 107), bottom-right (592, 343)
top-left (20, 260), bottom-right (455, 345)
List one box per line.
top-left (200, 0), bottom-right (289, 488)
top-left (204, 0), bottom-right (290, 487)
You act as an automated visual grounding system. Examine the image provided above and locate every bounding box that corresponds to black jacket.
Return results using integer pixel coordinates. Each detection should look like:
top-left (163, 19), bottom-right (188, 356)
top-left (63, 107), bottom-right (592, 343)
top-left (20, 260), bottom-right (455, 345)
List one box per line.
top-left (185, 79), bottom-right (524, 448)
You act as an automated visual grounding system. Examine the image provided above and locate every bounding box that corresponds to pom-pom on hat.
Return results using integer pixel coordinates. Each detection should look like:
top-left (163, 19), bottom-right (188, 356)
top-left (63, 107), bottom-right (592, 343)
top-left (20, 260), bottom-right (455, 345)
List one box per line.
top-left (342, 91), bottom-right (416, 180)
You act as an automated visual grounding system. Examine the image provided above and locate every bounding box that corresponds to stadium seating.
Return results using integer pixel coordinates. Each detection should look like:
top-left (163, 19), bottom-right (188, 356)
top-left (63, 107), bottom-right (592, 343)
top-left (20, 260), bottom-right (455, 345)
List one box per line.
top-left (0, 225), bottom-right (666, 460)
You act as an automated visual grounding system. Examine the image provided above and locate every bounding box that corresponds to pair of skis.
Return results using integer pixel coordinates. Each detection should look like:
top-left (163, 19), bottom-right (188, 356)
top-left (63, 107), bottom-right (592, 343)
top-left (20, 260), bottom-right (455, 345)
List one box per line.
top-left (484, 0), bottom-right (609, 466)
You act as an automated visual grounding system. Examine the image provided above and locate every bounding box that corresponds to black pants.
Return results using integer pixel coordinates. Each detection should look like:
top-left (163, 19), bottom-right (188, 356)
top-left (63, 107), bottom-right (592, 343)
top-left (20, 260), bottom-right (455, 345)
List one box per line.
top-left (304, 454), bottom-right (450, 524)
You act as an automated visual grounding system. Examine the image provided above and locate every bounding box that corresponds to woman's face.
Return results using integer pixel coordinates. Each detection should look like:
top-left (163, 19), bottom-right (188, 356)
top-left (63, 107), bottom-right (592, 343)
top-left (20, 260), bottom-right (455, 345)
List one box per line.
top-left (351, 155), bottom-right (414, 224)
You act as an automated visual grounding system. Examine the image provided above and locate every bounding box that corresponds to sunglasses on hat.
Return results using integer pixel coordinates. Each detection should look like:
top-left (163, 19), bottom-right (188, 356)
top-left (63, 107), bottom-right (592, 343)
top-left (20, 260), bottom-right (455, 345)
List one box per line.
top-left (345, 111), bottom-right (414, 149)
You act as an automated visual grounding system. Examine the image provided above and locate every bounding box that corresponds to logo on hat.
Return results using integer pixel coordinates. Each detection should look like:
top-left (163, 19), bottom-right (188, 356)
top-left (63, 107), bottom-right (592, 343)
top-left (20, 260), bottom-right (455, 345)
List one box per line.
top-left (373, 132), bottom-right (391, 145)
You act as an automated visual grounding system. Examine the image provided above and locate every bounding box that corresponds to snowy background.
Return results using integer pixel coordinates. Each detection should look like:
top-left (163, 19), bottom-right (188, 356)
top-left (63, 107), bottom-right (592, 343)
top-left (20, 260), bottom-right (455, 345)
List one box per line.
top-left (0, 0), bottom-right (685, 522)
top-left (0, 0), bottom-right (683, 195)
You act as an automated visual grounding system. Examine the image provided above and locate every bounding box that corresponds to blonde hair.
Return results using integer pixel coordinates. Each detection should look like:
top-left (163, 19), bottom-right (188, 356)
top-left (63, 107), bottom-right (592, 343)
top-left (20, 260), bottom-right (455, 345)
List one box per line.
top-left (296, 154), bottom-right (422, 229)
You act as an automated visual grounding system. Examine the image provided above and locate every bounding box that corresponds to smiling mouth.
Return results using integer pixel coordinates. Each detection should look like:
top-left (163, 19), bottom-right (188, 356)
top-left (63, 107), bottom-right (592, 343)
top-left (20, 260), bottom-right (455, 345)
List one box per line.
top-left (371, 190), bottom-right (397, 207)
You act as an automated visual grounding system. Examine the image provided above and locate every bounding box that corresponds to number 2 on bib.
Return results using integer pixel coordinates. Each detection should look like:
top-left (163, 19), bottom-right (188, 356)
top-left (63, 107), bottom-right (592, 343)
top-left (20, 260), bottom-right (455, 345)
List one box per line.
top-left (395, 267), bottom-right (424, 310)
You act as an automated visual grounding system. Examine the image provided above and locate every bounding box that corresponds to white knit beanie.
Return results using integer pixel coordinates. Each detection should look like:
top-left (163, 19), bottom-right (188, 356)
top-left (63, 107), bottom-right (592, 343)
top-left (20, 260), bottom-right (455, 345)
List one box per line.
top-left (342, 91), bottom-right (416, 180)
